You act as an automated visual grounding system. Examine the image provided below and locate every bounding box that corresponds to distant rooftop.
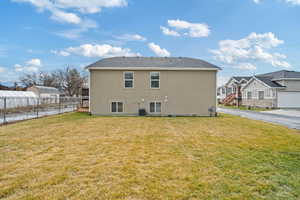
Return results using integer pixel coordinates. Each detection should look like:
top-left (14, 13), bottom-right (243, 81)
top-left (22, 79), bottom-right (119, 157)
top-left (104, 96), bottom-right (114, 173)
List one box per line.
top-left (86, 57), bottom-right (221, 70)
top-left (257, 70), bottom-right (300, 80)
top-left (254, 76), bottom-right (285, 88)
top-left (232, 76), bottom-right (252, 82)
top-left (31, 86), bottom-right (60, 94)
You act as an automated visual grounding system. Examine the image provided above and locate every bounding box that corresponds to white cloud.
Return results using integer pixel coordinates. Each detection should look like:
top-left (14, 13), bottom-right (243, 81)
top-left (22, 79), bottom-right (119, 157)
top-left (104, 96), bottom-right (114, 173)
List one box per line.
top-left (115, 34), bottom-right (147, 42)
top-left (211, 32), bottom-right (290, 70)
top-left (15, 58), bottom-right (42, 72)
top-left (254, 0), bottom-right (300, 5)
top-left (51, 50), bottom-right (70, 56)
top-left (26, 58), bottom-right (41, 67)
top-left (0, 66), bottom-right (6, 73)
top-left (160, 26), bottom-right (180, 37)
top-left (53, 0), bottom-right (127, 14)
top-left (234, 63), bottom-right (257, 71)
top-left (217, 76), bottom-right (231, 87)
top-left (53, 44), bottom-right (141, 58)
top-left (148, 43), bottom-right (171, 57)
top-left (55, 19), bottom-right (97, 39)
top-left (12, 0), bottom-right (81, 24)
top-left (11, 0), bottom-right (127, 39)
top-left (50, 9), bottom-right (81, 24)
top-left (161, 19), bottom-right (210, 38)
top-left (286, 0), bottom-right (300, 5)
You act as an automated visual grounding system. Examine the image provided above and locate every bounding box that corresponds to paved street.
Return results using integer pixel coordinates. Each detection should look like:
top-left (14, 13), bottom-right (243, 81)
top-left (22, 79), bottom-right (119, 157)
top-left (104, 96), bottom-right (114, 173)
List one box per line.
top-left (218, 108), bottom-right (300, 130)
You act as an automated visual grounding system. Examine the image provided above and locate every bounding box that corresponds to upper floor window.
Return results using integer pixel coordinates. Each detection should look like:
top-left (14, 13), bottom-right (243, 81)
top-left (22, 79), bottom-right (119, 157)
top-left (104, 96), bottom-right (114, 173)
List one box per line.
top-left (258, 91), bottom-right (264, 100)
top-left (150, 72), bottom-right (160, 89)
top-left (124, 72), bottom-right (134, 88)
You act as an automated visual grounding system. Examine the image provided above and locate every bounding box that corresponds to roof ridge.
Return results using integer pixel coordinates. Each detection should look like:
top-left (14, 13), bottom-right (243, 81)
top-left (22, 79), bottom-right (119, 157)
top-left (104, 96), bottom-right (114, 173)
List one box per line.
top-left (86, 57), bottom-right (221, 70)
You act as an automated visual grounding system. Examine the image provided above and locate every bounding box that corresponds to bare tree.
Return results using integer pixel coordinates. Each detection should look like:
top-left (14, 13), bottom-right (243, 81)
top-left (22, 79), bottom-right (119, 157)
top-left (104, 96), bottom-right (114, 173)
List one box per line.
top-left (20, 73), bottom-right (39, 87)
top-left (19, 67), bottom-right (86, 97)
top-left (56, 67), bottom-right (85, 97)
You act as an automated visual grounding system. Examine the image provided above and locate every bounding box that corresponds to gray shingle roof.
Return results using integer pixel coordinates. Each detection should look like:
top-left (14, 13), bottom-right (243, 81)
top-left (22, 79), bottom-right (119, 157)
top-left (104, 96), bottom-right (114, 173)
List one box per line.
top-left (35, 86), bottom-right (60, 94)
top-left (257, 70), bottom-right (300, 80)
top-left (86, 57), bottom-right (221, 70)
top-left (232, 76), bottom-right (252, 82)
top-left (255, 76), bottom-right (285, 88)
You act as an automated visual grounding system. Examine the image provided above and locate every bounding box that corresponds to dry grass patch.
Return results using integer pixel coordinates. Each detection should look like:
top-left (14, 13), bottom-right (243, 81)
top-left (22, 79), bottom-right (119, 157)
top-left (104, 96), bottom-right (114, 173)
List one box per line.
top-left (1, 113), bottom-right (300, 199)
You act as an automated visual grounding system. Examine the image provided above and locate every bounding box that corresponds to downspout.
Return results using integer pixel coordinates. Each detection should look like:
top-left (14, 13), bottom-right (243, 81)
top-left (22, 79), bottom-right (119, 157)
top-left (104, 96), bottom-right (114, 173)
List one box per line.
top-left (88, 69), bottom-right (91, 113)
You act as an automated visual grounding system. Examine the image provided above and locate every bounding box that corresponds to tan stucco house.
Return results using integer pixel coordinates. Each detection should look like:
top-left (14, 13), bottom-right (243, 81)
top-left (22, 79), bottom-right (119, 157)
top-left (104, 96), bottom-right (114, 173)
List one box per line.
top-left (86, 57), bottom-right (221, 116)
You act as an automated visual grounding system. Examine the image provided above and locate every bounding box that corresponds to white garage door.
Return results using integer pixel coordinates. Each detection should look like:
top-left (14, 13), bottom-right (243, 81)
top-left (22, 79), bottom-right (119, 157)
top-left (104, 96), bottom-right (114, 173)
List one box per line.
top-left (278, 91), bottom-right (300, 108)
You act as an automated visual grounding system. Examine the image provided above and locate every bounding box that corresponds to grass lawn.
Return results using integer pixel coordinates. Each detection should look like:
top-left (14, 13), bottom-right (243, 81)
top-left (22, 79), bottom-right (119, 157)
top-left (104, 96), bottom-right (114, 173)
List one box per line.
top-left (1, 113), bottom-right (300, 200)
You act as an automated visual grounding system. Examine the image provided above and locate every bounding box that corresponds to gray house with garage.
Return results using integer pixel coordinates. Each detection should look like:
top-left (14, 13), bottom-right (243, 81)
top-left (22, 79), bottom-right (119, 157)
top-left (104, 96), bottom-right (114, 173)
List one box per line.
top-left (241, 70), bottom-right (300, 108)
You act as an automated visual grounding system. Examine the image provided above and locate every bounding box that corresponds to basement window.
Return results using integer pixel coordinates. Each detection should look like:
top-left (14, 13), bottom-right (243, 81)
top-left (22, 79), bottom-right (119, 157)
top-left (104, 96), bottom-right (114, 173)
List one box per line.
top-left (111, 102), bottom-right (123, 113)
top-left (149, 102), bottom-right (161, 113)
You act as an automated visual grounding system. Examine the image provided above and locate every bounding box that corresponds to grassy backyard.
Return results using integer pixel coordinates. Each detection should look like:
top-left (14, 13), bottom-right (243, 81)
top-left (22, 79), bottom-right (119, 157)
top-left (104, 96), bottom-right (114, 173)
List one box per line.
top-left (1, 113), bottom-right (300, 200)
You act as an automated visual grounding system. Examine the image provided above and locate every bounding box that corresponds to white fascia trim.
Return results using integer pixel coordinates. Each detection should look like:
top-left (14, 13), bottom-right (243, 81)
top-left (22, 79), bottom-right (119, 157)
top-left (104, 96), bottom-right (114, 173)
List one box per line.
top-left (272, 78), bottom-right (300, 81)
top-left (88, 67), bottom-right (219, 71)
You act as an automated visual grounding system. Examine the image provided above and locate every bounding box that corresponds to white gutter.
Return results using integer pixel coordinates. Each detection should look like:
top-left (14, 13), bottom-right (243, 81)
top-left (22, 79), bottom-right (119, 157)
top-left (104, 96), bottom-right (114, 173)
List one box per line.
top-left (271, 78), bottom-right (300, 81)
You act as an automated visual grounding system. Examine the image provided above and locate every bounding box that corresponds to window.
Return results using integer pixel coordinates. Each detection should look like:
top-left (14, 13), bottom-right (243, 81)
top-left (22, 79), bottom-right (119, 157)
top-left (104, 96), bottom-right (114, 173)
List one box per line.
top-left (258, 91), bottom-right (264, 100)
top-left (111, 102), bottom-right (123, 113)
top-left (149, 102), bottom-right (161, 113)
top-left (247, 91), bottom-right (252, 100)
top-left (124, 72), bottom-right (134, 88)
top-left (222, 88), bottom-right (225, 94)
top-left (233, 87), bottom-right (237, 93)
top-left (150, 72), bottom-right (160, 88)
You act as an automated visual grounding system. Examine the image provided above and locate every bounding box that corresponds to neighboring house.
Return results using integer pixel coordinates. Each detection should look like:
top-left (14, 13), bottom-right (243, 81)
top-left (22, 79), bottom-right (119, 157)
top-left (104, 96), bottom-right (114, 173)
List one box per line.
top-left (27, 86), bottom-right (60, 104)
top-left (0, 84), bottom-right (11, 90)
top-left (241, 70), bottom-right (300, 108)
top-left (217, 86), bottom-right (226, 103)
top-left (86, 57), bottom-right (221, 116)
top-left (219, 76), bottom-right (251, 105)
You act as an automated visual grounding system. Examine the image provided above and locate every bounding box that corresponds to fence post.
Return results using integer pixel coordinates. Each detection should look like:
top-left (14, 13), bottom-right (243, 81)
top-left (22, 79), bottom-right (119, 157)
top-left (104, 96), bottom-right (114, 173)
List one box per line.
top-left (36, 98), bottom-right (39, 118)
top-left (3, 97), bottom-right (6, 124)
top-left (59, 97), bottom-right (61, 114)
top-left (27, 97), bottom-right (29, 119)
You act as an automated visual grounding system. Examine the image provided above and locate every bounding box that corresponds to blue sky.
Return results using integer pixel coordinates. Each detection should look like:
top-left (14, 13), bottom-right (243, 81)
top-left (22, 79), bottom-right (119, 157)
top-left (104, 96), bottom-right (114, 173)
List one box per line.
top-left (0, 0), bottom-right (300, 85)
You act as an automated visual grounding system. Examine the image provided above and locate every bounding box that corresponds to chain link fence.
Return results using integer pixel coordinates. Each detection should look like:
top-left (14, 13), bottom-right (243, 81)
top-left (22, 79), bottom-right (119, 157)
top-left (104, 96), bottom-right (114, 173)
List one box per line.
top-left (0, 97), bottom-right (80, 125)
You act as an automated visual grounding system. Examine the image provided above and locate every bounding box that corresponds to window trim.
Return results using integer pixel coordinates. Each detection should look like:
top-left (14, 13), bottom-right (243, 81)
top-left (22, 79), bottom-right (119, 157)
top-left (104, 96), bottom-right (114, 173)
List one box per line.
top-left (123, 71), bottom-right (134, 89)
top-left (150, 72), bottom-right (160, 89)
top-left (149, 101), bottom-right (162, 113)
top-left (111, 101), bottom-right (124, 113)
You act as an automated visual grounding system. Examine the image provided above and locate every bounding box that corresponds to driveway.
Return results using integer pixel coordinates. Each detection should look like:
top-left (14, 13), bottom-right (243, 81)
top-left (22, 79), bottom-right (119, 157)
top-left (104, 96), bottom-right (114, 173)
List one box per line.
top-left (217, 108), bottom-right (300, 130)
